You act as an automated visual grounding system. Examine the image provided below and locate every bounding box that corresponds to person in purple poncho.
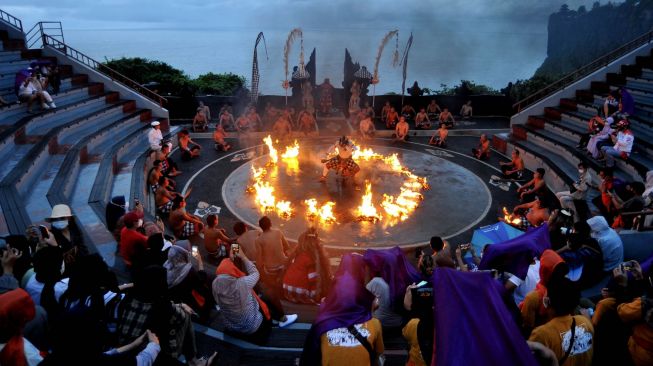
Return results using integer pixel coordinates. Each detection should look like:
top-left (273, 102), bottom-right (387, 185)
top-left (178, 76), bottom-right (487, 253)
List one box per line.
top-left (300, 254), bottom-right (384, 366)
top-left (618, 87), bottom-right (635, 116)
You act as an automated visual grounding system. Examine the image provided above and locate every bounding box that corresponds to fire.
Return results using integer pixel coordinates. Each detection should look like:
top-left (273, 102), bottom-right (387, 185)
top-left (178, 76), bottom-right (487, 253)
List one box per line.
top-left (263, 135), bottom-right (278, 164)
top-left (383, 153), bottom-right (403, 172)
top-left (356, 182), bottom-right (381, 221)
top-left (252, 180), bottom-right (276, 212)
top-left (275, 200), bottom-right (293, 219)
top-left (281, 140), bottom-right (300, 159)
top-left (305, 198), bottom-right (337, 225)
top-left (381, 194), bottom-right (410, 221)
top-left (353, 148), bottom-right (383, 161)
top-left (502, 207), bottom-right (522, 226)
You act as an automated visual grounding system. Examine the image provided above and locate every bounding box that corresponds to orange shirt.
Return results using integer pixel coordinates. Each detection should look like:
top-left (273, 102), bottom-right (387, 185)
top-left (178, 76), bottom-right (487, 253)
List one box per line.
top-left (529, 315), bottom-right (594, 366)
top-left (321, 318), bottom-right (384, 366)
top-left (402, 319), bottom-right (427, 366)
top-left (521, 290), bottom-right (551, 333)
top-left (618, 298), bottom-right (653, 366)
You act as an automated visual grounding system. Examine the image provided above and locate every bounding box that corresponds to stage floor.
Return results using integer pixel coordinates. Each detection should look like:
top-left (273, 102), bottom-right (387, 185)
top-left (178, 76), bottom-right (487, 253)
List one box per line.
top-left (178, 135), bottom-right (524, 251)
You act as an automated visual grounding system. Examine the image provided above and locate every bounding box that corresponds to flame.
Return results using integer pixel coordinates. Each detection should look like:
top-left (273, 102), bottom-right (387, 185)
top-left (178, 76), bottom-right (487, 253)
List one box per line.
top-left (356, 182), bottom-right (381, 221)
top-left (381, 194), bottom-right (410, 221)
top-left (383, 153), bottom-right (403, 172)
top-left (263, 135), bottom-right (278, 164)
top-left (275, 200), bottom-right (293, 219)
top-left (352, 148), bottom-right (383, 161)
top-left (502, 207), bottom-right (522, 226)
top-left (281, 140), bottom-right (300, 159)
top-left (305, 199), bottom-right (337, 225)
top-left (253, 180), bottom-right (276, 212)
top-left (247, 164), bottom-right (293, 219)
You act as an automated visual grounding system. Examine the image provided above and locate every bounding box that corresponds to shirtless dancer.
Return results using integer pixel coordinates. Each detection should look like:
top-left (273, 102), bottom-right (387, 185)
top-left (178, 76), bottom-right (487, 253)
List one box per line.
top-left (510, 197), bottom-right (550, 228)
top-left (319, 136), bottom-right (360, 182)
top-left (395, 116), bottom-right (409, 142)
top-left (169, 196), bottom-right (204, 239)
top-left (155, 177), bottom-right (189, 216)
top-left (499, 150), bottom-right (524, 180)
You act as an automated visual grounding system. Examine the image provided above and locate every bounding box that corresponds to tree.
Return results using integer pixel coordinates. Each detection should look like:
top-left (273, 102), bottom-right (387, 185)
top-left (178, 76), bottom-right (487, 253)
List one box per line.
top-left (103, 57), bottom-right (191, 95)
top-left (192, 72), bottom-right (247, 96)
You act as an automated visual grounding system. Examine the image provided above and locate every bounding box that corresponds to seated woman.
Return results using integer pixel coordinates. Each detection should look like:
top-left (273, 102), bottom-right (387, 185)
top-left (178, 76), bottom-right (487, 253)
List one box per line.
top-left (282, 227), bottom-right (332, 304)
top-left (212, 250), bottom-right (273, 344)
top-left (118, 265), bottom-right (215, 366)
top-left (168, 196), bottom-right (204, 240)
top-left (24, 246), bottom-right (69, 314)
top-left (429, 123), bottom-right (448, 147)
top-left (213, 124), bottom-right (231, 151)
top-left (164, 241), bottom-right (214, 321)
top-left (177, 130), bottom-right (201, 161)
top-left (0, 289), bottom-right (43, 366)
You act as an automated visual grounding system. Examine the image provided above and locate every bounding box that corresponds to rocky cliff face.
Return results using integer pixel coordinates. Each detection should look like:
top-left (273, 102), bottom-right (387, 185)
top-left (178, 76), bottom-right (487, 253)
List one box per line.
top-left (536, 1), bottom-right (653, 78)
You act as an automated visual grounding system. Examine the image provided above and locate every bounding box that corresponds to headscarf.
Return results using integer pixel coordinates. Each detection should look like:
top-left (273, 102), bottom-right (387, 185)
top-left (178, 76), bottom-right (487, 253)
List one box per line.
top-left (479, 224), bottom-right (551, 280)
top-left (214, 259), bottom-right (270, 320)
top-left (431, 268), bottom-right (538, 366)
top-left (0, 289), bottom-right (36, 366)
top-left (300, 253), bottom-right (375, 366)
top-left (363, 246), bottom-right (422, 307)
top-left (533, 249), bottom-right (568, 315)
top-left (105, 196), bottom-right (126, 232)
top-left (164, 245), bottom-right (193, 288)
top-left (587, 216), bottom-right (624, 271)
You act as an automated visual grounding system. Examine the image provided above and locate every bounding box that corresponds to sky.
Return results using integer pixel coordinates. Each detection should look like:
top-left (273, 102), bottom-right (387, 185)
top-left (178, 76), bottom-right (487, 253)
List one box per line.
top-left (4, 0), bottom-right (604, 31)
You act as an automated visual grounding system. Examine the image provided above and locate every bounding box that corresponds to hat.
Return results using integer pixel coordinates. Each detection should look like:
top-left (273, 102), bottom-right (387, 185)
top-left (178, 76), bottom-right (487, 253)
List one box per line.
top-left (161, 239), bottom-right (173, 252)
top-left (123, 212), bottom-right (140, 226)
top-left (151, 121), bottom-right (160, 127)
top-left (46, 204), bottom-right (72, 221)
top-left (174, 240), bottom-right (191, 252)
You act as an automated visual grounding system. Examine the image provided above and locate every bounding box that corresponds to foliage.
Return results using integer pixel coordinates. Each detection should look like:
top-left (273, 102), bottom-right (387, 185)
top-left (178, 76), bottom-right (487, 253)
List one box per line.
top-left (430, 80), bottom-right (502, 96)
top-left (503, 75), bottom-right (559, 102)
top-left (192, 72), bottom-right (247, 95)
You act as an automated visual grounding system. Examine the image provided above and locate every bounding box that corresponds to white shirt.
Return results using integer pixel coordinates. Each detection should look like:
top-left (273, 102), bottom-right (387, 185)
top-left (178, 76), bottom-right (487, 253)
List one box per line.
top-left (148, 128), bottom-right (163, 150)
top-left (0, 338), bottom-right (43, 366)
top-left (508, 259), bottom-right (540, 305)
top-left (24, 276), bottom-right (69, 305)
top-left (614, 131), bottom-right (634, 154)
top-left (18, 83), bottom-right (36, 97)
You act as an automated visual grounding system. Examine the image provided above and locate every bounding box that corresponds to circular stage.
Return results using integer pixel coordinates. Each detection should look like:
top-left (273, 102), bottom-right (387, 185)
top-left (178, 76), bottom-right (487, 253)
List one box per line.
top-left (221, 143), bottom-right (492, 249)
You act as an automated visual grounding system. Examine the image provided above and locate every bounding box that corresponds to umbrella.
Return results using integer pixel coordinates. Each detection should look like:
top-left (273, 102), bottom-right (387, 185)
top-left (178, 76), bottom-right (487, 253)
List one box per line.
top-left (470, 221), bottom-right (524, 254)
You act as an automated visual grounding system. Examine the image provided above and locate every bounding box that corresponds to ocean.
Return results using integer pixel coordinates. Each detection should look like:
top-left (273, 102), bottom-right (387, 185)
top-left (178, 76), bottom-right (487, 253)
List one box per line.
top-left (64, 20), bottom-right (548, 95)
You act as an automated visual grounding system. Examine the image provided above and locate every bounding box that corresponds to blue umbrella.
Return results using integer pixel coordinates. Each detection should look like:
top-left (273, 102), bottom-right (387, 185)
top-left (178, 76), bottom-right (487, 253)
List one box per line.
top-left (470, 222), bottom-right (524, 255)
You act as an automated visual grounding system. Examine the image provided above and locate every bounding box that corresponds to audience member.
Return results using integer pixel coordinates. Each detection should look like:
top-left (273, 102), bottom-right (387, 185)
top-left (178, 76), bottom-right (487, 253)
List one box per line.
top-left (555, 162), bottom-right (591, 220)
top-left (600, 119), bottom-right (634, 168)
top-left (18, 77), bottom-right (50, 113)
top-left (282, 227), bottom-right (332, 304)
top-left (609, 181), bottom-right (646, 230)
top-left (587, 117), bottom-right (614, 159)
top-left (119, 212), bottom-right (148, 268)
top-left (587, 216), bottom-right (623, 272)
top-left (24, 247), bottom-right (68, 313)
top-left (603, 91), bottom-right (619, 118)
top-left (577, 115), bottom-right (605, 150)
top-left (617, 262), bottom-right (653, 366)
top-left (430, 236), bottom-right (455, 269)
top-left (0, 289), bottom-right (43, 366)
top-left (557, 221), bottom-right (604, 288)
top-left (505, 257), bottom-right (540, 306)
top-left (164, 241), bottom-right (213, 321)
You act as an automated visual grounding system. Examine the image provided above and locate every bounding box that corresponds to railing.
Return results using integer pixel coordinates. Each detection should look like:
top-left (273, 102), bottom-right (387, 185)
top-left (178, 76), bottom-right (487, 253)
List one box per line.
top-left (513, 28), bottom-right (653, 113)
top-left (0, 9), bottom-right (22, 31)
top-left (26, 21), bottom-right (64, 49)
top-left (621, 210), bottom-right (653, 232)
top-left (42, 34), bottom-right (168, 107)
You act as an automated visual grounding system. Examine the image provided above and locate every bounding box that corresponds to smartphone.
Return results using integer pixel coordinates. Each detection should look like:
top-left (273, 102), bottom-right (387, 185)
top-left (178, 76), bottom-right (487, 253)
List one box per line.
top-left (415, 280), bottom-right (428, 288)
top-left (459, 243), bottom-right (471, 250)
top-left (191, 246), bottom-right (199, 257)
top-left (38, 225), bottom-right (49, 239)
top-left (621, 262), bottom-right (633, 272)
top-left (231, 243), bottom-right (240, 255)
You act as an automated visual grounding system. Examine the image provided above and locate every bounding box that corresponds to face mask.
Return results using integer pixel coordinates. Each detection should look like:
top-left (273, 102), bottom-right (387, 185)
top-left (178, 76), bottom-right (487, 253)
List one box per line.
top-left (578, 169), bottom-right (584, 174)
top-left (52, 220), bottom-right (68, 230)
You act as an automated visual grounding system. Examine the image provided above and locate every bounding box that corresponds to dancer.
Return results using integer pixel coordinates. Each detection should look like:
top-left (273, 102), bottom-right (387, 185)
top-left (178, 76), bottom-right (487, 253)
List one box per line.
top-left (429, 123), bottom-right (448, 147)
top-left (319, 136), bottom-right (360, 183)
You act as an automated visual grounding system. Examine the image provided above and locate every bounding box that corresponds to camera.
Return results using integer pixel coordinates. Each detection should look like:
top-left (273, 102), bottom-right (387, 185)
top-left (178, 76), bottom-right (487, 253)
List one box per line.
top-left (231, 243), bottom-right (240, 255)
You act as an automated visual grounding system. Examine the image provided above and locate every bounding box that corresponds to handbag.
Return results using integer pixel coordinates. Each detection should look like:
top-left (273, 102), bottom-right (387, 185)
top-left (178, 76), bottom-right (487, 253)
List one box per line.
top-left (347, 324), bottom-right (385, 366)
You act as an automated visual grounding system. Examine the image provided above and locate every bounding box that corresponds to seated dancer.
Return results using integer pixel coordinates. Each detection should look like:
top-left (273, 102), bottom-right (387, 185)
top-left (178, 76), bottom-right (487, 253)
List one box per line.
top-left (359, 112), bottom-right (376, 140)
top-left (169, 196), bottom-right (204, 239)
top-left (499, 149), bottom-right (524, 179)
top-left (460, 100), bottom-right (473, 119)
top-left (155, 177), bottom-right (189, 217)
top-left (192, 109), bottom-right (208, 132)
top-left (219, 108), bottom-right (235, 130)
top-left (429, 123), bottom-right (448, 147)
top-left (517, 168), bottom-right (546, 202)
top-left (395, 116), bottom-right (409, 142)
top-left (386, 107), bottom-right (399, 129)
top-left (381, 101), bottom-right (392, 126)
top-left (298, 110), bottom-right (317, 137)
top-left (414, 108), bottom-right (431, 129)
top-left (156, 143), bottom-right (181, 177)
top-left (148, 160), bottom-right (175, 194)
top-left (426, 99), bottom-right (442, 120)
top-left (471, 134), bottom-right (490, 160)
top-left (510, 197), bottom-right (550, 229)
top-left (272, 115), bottom-right (292, 142)
top-left (177, 130), bottom-right (201, 161)
top-left (320, 136), bottom-right (360, 182)
top-left (213, 124), bottom-right (231, 151)
top-left (439, 108), bottom-right (455, 128)
top-left (401, 104), bottom-right (416, 122)
top-left (247, 107), bottom-right (263, 131)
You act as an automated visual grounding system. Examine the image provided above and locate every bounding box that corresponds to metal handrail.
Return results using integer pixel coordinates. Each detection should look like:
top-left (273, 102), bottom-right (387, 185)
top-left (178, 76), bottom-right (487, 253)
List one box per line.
top-left (26, 21), bottom-right (64, 49)
top-left (0, 9), bottom-right (22, 31)
top-left (513, 28), bottom-right (653, 113)
top-left (42, 35), bottom-right (168, 107)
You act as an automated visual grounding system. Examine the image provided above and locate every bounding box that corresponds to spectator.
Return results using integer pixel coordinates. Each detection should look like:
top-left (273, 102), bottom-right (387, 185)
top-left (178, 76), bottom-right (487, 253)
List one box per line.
top-left (192, 109), bottom-right (208, 132)
top-left (426, 99), bottom-right (441, 120)
top-left (577, 115), bottom-right (605, 150)
top-left (402, 255), bottom-right (434, 366)
top-left (603, 91), bottom-right (619, 118)
top-left (414, 108), bottom-right (431, 129)
top-left (592, 167), bottom-right (623, 223)
top-left (394, 116), bottom-right (409, 142)
top-left (29, 72), bottom-right (56, 109)
top-left (197, 101), bottom-right (211, 122)
top-left (359, 112), bottom-right (376, 140)
top-left (430, 236), bottom-right (455, 269)
top-left (528, 277), bottom-right (594, 365)
top-left (233, 222), bottom-right (260, 264)
top-left (164, 241), bottom-right (213, 320)
top-left (471, 133), bottom-right (490, 160)
top-left (0, 289), bottom-right (43, 366)
top-left (587, 216), bottom-right (623, 272)
top-left (521, 249), bottom-right (569, 334)
top-left (517, 168), bottom-right (546, 202)
top-left (587, 116), bottom-right (614, 159)
top-left (438, 108), bottom-right (455, 128)
top-left (282, 227), bottom-right (332, 304)
top-left (600, 119), bottom-right (634, 168)
top-left (366, 276), bottom-right (402, 328)
top-left (505, 257), bottom-right (540, 306)
top-left (202, 214), bottom-right (234, 260)
top-left (555, 162), bottom-right (591, 220)
top-left (255, 216), bottom-right (298, 327)
top-left (46, 204), bottom-right (85, 257)
top-left (147, 121), bottom-right (163, 151)
top-left (617, 262), bottom-right (653, 366)
top-left (428, 123), bottom-right (448, 147)
top-left (177, 130), bottom-right (201, 161)
top-left (105, 196), bottom-right (127, 235)
top-left (609, 181), bottom-right (646, 230)
top-left (119, 211), bottom-right (148, 268)
top-left (557, 221), bottom-right (604, 288)
top-left (169, 196), bottom-right (204, 240)
top-left (24, 246), bottom-right (68, 313)
top-left (618, 87), bottom-right (635, 116)
top-left (500, 149), bottom-right (524, 180)
top-left (213, 123), bottom-right (231, 151)
top-left (459, 100), bottom-right (473, 119)
top-left (118, 265), bottom-right (215, 365)
top-left (212, 250), bottom-right (272, 343)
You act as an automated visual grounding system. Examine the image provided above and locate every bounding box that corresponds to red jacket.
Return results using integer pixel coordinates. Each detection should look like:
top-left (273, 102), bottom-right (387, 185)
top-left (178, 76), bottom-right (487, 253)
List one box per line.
top-left (120, 227), bottom-right (148, 266)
